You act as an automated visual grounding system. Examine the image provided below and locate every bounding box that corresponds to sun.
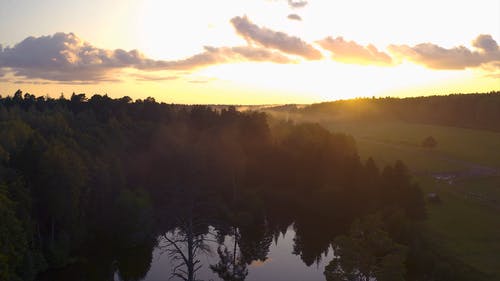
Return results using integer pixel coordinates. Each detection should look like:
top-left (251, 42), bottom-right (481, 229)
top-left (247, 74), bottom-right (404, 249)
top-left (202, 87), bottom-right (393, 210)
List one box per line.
top-left (194, 60), bottom-right (478, 103)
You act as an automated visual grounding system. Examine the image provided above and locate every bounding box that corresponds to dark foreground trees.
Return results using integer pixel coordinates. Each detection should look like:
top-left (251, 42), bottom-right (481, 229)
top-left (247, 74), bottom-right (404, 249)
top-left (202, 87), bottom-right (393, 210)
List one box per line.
top-left (324, 215), bottom-right (407, 281)
top-left (0, 90), bottom-right (469, 280)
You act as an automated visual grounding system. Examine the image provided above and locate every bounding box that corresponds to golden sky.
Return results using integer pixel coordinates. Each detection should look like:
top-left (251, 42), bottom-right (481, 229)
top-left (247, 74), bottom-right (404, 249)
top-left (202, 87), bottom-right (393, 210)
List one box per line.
top-left (0, 0), bottom-right (499, 104)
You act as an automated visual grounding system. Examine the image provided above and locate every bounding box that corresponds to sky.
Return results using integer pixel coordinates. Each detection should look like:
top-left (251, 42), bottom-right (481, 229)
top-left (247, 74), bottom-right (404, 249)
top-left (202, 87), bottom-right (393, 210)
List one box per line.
top-left (0, 0), bottom-right (499, 104)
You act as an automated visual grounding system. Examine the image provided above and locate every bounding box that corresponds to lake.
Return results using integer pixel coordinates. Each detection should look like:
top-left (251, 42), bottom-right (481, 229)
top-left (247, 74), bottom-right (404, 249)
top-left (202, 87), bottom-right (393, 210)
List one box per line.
top-left (39, 219), bottom-right (339, 281)
top-left (126, 225), bottom-right (333, 281)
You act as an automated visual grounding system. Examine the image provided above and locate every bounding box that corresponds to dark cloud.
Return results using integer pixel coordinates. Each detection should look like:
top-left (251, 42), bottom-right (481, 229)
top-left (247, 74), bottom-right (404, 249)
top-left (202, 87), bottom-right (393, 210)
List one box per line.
top-left (287, 14), bottom-right (302, 21)
top-left (0, 33), bottom-right (156, 82)
top-left (388, 34), bottom-right (500, 70)
top-left (473, 34), bottom-right (499, 53)
top-left (288, 0), bottom-right (308, 8)
top-left (230, 16), bottom-right (322, 60)
top-left (0, 33), bottom-right (295, 82)
top-left (317, 36), bottom-right (393, 65)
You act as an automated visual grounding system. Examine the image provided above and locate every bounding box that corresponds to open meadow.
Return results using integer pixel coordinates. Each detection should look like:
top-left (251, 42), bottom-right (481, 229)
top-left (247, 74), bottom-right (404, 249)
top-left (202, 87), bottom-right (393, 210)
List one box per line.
top-left (321, 120), bottom-right (500, 278)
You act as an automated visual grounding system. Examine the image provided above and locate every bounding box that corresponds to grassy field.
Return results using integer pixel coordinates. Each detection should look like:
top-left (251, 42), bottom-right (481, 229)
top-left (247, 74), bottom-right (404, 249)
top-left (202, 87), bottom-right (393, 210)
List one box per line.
top-left (321, 120), bottom-right (500, 278)
top-left (417, 176), bottom-right (500, 277)
top-left (322, 121), bottom-right (500, 171)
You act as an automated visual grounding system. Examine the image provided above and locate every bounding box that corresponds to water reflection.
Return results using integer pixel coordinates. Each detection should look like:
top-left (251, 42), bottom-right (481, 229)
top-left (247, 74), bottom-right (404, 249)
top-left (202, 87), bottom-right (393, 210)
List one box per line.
top-left (210, 226), bottom-right (248, 281)
top-left (140, 224), bottom-right (332, 281)
top-left (157, 221), bottom-right (213, 280)
top-left (115, 241), bottom-right (154, 281)
top-left (39, 221), bottom-right (335, 281)
top-left (39, 198), bottom-right (347, 281)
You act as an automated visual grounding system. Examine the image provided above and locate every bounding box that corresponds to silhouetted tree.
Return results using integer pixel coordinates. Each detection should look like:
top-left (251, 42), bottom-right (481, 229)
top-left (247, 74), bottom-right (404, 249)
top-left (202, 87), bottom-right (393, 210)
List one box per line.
top-left (159, 217), bottom-right (212, 281)
top-left (211, 244), bottom-right (248, 281)
top-left (324, 215), bottom-right (407, 281)
top-left (421, 136), bottom-right (437, 149)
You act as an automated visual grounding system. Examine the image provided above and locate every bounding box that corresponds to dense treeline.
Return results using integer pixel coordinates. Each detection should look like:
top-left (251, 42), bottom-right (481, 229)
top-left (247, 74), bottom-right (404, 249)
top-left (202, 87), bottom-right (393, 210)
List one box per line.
top-left (295, 91), bottom-right (500, 131)
top-left (0, 90), bottom-right (488, 280)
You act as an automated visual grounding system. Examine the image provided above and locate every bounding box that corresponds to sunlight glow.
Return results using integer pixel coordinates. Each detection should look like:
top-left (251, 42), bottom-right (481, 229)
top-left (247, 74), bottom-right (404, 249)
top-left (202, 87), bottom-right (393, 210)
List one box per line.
top-left (0, 0), bottom-right (498, 103)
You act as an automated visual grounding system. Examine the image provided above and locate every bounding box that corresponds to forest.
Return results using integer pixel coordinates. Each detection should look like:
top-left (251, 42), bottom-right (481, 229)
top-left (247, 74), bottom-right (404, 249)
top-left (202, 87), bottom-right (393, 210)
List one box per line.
top-left (0, 90), bottom-right (492, 281)
top-left (278, 91), bottom-right (500, 132)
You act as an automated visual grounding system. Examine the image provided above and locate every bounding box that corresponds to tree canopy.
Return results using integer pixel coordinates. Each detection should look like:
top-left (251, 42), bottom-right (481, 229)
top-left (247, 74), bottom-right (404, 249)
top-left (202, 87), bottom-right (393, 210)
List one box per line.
top-left (0, 90), bottom-right (483, 281)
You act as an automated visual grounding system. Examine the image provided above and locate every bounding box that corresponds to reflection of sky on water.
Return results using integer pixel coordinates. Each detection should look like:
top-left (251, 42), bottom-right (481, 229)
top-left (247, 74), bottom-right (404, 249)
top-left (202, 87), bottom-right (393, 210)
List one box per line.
top-left (246, 225), bottom-right (332, 281)
top-left (135, 225), bottom-right (332, 281)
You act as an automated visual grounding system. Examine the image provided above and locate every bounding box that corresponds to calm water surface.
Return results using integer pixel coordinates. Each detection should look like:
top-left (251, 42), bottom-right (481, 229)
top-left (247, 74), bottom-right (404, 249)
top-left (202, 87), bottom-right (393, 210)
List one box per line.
top-left (113, 225), bottom-right (333, 281)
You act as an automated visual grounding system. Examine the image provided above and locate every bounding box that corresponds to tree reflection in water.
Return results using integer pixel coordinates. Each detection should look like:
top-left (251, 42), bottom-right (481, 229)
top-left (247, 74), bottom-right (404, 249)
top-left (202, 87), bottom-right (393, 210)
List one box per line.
top-left (210, 226), bottom-right (248, 281)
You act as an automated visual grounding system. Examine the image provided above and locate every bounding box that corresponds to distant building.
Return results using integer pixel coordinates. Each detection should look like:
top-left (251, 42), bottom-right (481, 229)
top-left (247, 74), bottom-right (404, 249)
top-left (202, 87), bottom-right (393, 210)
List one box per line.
top-left (427, 192), bottom-right (442, 203)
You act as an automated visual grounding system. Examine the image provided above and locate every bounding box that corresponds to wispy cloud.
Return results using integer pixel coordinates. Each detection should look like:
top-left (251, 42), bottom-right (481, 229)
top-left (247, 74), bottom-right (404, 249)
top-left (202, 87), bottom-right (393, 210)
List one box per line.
top-left (287, 0), bottom-right (308, 8)
top-left (13, 80), bottom-right (55, 85)
top-left (480, 61), bottom-right (500, 78)
top-left (150, 45), bottom-right (295, 70)
top-left (317, 36), bottom-right (393, 66)
top-left (187, 78), bottom-right (217, 84)
top-left (131, 73), bottom-right (180, 82)
top-left (388, 34), bottom-right (500, 70)
top-left (230, 16), bottom-right (322, 60)
top-left (287, 14), bottom-right (302, 21)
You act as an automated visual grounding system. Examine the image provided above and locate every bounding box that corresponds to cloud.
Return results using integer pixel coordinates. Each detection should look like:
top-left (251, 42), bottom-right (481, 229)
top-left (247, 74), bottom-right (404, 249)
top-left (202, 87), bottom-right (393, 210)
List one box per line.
top-left (473, 34), bottom-right (499, 53)
top-left (317, 36), bottom-right (393, 66)
top-left (287, 14), bottom-right (302, 21)
top-left (225, 46), bottom-right (295, 63)
top-left (187, 78), bottom-right (217, 84)
top-left (480, 61), bottom-right (500, 78)
top-left (230, 16), bottom-right (322, 60)
top-left (13, 80), bottom-right (53, 85)
top-left (151, 45), bottom-right (295, 70)
top-left (388, 34), bottom-right (500, 70)
top-left (481, 61), bottom-right (500, 72)
top-left (131, 73), bottom-right (180, 82)
top-left (0, 33), bottom-right (157, 82)
top-left (0, 32), bottom-right (295, 82)
top-left (287, 0), bottom-right (308, 8)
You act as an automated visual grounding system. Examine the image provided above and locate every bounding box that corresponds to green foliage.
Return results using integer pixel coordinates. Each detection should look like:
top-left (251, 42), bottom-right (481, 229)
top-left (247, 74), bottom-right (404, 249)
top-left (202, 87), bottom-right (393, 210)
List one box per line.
top-left (45, 232), bottom-right (71, 268)
top-left (302, 92), bottom-right (500, 132)
top-left (303, 117), bottom-right (500, 278)
top-left (324, 215), bottom-right (407, 281)
top-left (380, 161), bottom-right (426, 220)
top-left (37, 141), bottom-right (87, 224)
top-left (115, 241), bottom-right (154, 281)
top-left (0, 120), bottom-right (34, 154)
top-left (112, 189), bottom-right (154, 246)
top-left (0, 185), bottom-right (27, 281)
top-left (210, 246), bottom-right (248, 281)
top-left (0, 90), bottom-right (428, 280)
